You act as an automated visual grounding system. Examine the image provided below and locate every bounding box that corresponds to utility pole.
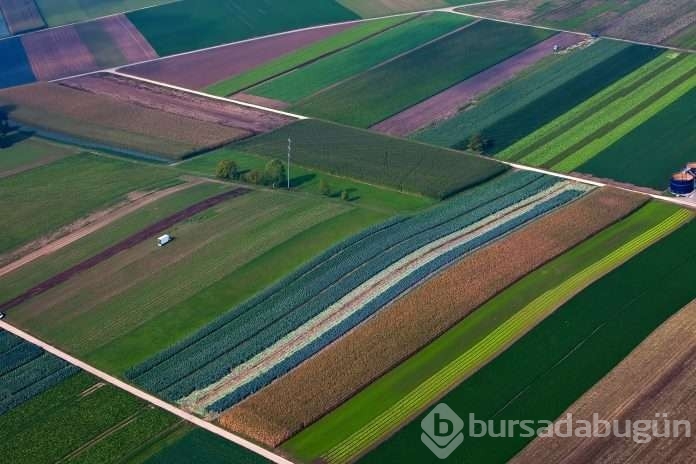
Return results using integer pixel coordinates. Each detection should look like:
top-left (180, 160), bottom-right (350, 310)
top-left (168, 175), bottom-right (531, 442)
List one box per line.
top-left (287, 137), bottom-right (292, 189)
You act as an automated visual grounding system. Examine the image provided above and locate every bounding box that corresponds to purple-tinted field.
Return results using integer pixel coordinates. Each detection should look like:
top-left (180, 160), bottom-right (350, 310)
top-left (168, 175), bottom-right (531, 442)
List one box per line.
top-left (21, 26), bottom-right (96, 80)
top-left (99, 14), bottom-right (157, 63)
top-left (122, 22), bottom-right (356, 90)
top-left (0, 0), bottom-right (45, 34)
top-left (373, 32), bottom-right (585, 136)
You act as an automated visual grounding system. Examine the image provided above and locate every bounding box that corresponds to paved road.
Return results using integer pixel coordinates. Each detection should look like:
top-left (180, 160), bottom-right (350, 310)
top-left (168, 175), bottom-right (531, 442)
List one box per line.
top-left (0, 320), bottom-right (296, 464)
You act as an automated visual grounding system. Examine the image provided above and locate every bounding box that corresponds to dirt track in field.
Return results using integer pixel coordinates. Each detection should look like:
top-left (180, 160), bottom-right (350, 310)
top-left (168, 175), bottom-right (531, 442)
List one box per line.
top-left (511, 299), bottom-right (696, 464)
top-left (0, 180), bottom-right (201, 279)
top-left (62, 73), bottom-right (294, 134)
top-left (0, 187), bottom-right (250, 312)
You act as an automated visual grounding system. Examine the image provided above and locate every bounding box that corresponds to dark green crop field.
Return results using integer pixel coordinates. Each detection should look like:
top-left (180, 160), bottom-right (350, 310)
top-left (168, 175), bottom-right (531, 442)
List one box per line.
top-left (234, 119), bottom-right (507, 199)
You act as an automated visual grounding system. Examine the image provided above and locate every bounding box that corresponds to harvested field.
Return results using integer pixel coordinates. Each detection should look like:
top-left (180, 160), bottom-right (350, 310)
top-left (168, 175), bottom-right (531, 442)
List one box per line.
top-left (63, 73), bottom-right (294, 134)
top-left (0, 187), bottom-right (249, 312)
top-left (0, 0), bottom-right (45, 34)
top-left (20, 15), bottom-right (156, 81)
top-left (0, 82), bottom-right (251, 159)
top-left (234, 119), bottom-right (506, 199)
top-left (232, 93), bottom-right (289, 110)
top-left (123, 22), bottom-right (356, 90)
top-left (248, 13), bottom-right (470, 104)
top-left (21, 25), bottom-right (97, 80)
top-left (361, 212), bottom-right (696, 464)
top-left (219, 188), bottom-right (645, 446)
top-left (512, 299), bottom-right (696, 464)
top-left (0, 37), bottom-right (35, 88)
top-left (293, 20), bottom-right (555, 127)
top-left (204, 16), bottom-right (409, 97)
top-left (0, 153), bottom-right (179, 258)
top-left (373, 32), bottom-right (585, 136)
top-left (126, 0), bottom-right (360, 57)
top-left (459, 0), bottom-right (696, 48)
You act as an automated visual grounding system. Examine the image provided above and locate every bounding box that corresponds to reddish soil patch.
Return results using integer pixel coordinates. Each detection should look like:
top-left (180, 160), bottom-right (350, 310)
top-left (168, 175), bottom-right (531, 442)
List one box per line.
top-left (62, 73), bottom-right (294, 133)
top-left (96, 14), bottom-right (158, 63)
top-left (0, 0), bottom-right (45, 34)
top-left (0, 187), bottom-right (250, 312)
top-left (21, 25), bottom-right (97, 80)
top-left (218, 188), bottom-right (647, 446)
top-left (122, 22), bottom-right (356, 90)
top-left (231, 93), bottom-right (290, 110)
top-left (373, 33), bottom-right (585, 136)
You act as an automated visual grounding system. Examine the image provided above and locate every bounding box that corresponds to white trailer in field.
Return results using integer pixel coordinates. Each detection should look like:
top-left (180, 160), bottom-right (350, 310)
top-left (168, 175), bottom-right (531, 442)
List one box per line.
top-left (157, 234), bottom-right (172, 247)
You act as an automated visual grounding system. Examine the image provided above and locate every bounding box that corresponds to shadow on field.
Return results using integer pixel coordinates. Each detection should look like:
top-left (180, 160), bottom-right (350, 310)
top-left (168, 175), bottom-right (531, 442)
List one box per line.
top-left (0, 104), bottom-right (30, 149)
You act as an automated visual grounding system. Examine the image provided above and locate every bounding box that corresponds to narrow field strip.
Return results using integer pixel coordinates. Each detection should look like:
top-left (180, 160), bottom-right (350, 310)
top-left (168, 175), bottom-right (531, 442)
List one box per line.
top-left (180, 183), bottom-right (587, 413)
top-left (0, 187), bottom-right (249, 312)
top-left (512, 54), bottom-right (696, 168)
top-left (496, 52), bottom-right (679, 162)
top-left (317, 208), bottom-right (692, 463)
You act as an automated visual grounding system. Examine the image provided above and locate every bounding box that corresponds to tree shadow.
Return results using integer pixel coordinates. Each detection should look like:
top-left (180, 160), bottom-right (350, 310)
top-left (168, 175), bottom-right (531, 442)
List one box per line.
top-left (330, 187), bottom-right (360, 202)
top-left (0, 130), bottom-right (33, 149)
top-left (0, 104), bottom-right (27, 149)
top-left (291, 173), bottom-right (316, 188)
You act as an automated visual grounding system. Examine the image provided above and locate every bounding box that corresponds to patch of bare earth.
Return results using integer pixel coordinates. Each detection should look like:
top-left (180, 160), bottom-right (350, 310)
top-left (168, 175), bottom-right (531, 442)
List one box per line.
top-left (511, 299), bottom-right (696, 464)
top-left (0, 180), bottom-right (199, 277)
top-left (62, 73), bottom-right (294, 134)
top-left (217, 188), bottom-right (646, 447)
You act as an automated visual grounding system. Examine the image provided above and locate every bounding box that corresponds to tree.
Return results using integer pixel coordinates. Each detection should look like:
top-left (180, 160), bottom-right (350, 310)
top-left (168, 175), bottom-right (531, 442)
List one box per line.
top-left (319, 179), bottom-right (331, 196)
top-left (215, 160), bottom-right (238, 180)
top-left (340, 189), bottom-right (350, 201)
top-left (468, 133), bottom-right (488, 153)
top-left (243, 169), bottom-right (263, 185)
top-left (264, 159), bottom-right (286, 188)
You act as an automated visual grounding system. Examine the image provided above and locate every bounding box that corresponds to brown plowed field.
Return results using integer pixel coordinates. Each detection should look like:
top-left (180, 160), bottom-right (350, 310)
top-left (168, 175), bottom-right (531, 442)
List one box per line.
top-left (62, 73), bottom-right (294, 133)
top-left (122, 22), bottom-right (356, 90)
top-left (511, 299), bottom-right (696, 464)
top-left (218, 188), bottom-right (647, 446)
top-left (0, 82), bottom-right (250, 159)
top-left (21, 25), bottom-right (97, 80)
top-left (94, 14), bottom-right (158, 63)
top-left (0, 0), bottom-right (45, 34)
top-left (0, 187), bottom-right (250, 312)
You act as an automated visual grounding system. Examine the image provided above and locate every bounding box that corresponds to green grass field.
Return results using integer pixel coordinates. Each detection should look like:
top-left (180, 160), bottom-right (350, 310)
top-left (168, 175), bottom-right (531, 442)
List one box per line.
top-left (337, 0), bottom-right (477, 17)
top-left (178, 147), bottom-right (434, 213)
top-left (144, 428), bottom-right (269, 464)
top-left (0, 153), bottom-right (179, 257)
top-left (579, 85), bottom-right (696, 189)
top-left (36, 0), bottom-right (175, 26)
top-left (9, 189), bottom-right (353, 362)
top-left (501, 53), bottom-right (696, 176)
top-left (233, 119), bottom-right (506, 199)
top-left (416, 41), bottom-right (660, 152)
top-left (0, 373), bottom-right (180, 464)
top-left (292, 20), bottom-right (554, 127)
top-left (127, 0), bottom-right (359, 56)
top-left (0, 136), bottom-right (78, 178)
top-left (362, 211), bottom-right (696, 464)
top-left (284, 201), bottom-right (690, 463)
top-left (249, 13), bottom-right (470, 103)
top-left (205, 15), bottom-right (411, 96)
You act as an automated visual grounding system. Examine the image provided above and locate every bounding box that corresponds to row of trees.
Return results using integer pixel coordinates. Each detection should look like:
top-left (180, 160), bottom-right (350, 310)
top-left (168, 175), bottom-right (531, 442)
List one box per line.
top-left (216, 159), bottom-right (351, 200)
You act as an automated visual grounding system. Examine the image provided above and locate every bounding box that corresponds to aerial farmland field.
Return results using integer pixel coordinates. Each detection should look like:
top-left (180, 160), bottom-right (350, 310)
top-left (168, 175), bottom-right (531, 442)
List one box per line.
top-left (0, 2), bottom-right (695, 464)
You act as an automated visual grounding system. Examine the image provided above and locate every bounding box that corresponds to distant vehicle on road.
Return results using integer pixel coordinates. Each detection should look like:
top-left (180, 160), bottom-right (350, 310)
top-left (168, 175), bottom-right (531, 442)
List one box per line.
top-left (0, 313), bottom-right (6, 320)
top-left (157, 234), bottom-right (172, 247)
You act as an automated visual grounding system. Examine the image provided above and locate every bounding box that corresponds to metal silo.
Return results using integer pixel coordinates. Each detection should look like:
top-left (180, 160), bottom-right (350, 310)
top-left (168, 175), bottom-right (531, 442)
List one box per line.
top-left (670, 172), bottom-right (695, 196)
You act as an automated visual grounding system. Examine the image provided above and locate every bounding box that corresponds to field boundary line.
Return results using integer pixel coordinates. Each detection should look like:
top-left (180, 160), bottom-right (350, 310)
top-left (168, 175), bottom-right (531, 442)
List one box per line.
top-left (0, 320), bottom-right (297, 464)
top-left (101, 70), bottom-right (309, 120)
top-left (0, 0), bottom-right (183, 41)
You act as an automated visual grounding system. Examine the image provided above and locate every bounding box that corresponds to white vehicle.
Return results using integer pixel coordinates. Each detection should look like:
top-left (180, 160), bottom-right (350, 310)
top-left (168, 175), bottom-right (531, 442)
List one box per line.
top-left (0, 313), bottom-right (5, 320)
top-left (157, 234), bottom-right (172, 247)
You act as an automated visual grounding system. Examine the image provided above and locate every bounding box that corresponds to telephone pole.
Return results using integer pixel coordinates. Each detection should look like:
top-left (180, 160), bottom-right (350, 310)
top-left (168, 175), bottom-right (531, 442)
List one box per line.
top-left (287, 138), bottom-right (292, 189)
